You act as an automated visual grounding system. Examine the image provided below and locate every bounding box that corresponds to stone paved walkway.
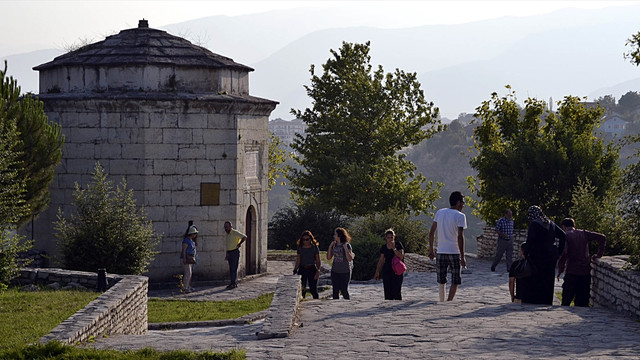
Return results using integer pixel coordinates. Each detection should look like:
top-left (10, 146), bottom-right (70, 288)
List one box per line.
top-left (89, 257), bottom-right (640, 359)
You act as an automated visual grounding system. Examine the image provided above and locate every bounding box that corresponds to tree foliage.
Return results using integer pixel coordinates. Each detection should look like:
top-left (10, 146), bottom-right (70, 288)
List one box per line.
top-left (267, 131), bottom-right (289, 190)
top-left (290, 41), bottom-right (443, 217)
top-left (569, 178), bottom-right (629, 256)
top-left (268, 204), bottom-right (348, 250)
top-left (468, 87), bottom-right (621, 227)
top-left (620, 136), bottom-right (640, 268)
top-left (55, 163), bottom-right (161, 275)
top-left (0, 61), bottom-right (64, 227)
top-left (349, 208), bottom-right (430, 255)
top-left (0, 62), bottom-right (33, 290)
top-left (624, 31), bottom-right (640, 67)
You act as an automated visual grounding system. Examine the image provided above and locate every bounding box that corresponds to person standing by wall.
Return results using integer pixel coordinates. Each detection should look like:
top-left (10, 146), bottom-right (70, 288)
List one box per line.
top-left (428, 191), bottom-right (467, 302)
top-left (374, 228), bottom-right (405, 300)
top-left (492, 209), bottom-right (514, 272)
top-left (327, 227), bottom-right (355, 299)
top-left (557, 218), bottom-right (606, 307)
top-left (181, 225), bottom-right (198, 293)
top-left (293, 230), bottom-right (322, 299)
top-left (523, 205), bottom-right (565, 305)
top-left (223, 221), bottom-right (246, 290)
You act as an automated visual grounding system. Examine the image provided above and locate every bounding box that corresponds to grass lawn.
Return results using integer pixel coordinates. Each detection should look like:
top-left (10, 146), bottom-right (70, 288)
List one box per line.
top-left (0, 287), bottom-right (99, 350)
top-left (148, 292), bottom-right (273, 323)
top-left (0, 341), bottom-right (245, 359)
top-left (0, 286), bottom-right (266, 358)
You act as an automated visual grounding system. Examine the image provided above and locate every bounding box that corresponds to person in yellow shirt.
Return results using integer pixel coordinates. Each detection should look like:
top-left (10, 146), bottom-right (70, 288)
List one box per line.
top-left (224, 221), bottom-right (247, 289)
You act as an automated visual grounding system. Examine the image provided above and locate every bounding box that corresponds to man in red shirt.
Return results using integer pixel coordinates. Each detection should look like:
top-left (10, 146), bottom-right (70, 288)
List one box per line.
top-left (557, 218), bottom-right (606, 307)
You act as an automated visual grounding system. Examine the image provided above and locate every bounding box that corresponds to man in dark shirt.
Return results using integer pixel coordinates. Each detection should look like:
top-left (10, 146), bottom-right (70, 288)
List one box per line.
top-left (557, 218), bottom-right (606, 307)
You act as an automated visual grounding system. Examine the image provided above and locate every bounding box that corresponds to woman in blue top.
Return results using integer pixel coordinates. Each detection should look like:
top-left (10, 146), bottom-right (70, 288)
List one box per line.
top-left (293, 230), bottom-right (322, 299)
top-left (181, 225), bottom-right (198, 293)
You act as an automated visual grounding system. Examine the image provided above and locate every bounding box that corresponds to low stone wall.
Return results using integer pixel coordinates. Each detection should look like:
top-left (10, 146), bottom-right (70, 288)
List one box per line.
top-left (476, 226), bottom-right (527, 261)
top-left (591, 256), bottom-right (640, 319)
top-left (13, 268), bottom-right (148, 344)
top-left (267, 252), bottom-right (297, 262)
top-left (256, 274), bottom-right (301, 339)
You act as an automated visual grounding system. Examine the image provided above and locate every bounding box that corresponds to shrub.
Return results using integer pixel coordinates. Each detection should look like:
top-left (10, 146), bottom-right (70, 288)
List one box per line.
top-left (350, 208), bottom-right (429, 255)
top-left (268, 205), bottom-right (348, 250)
top-left (0, 233), bottom-right (32, 291)
top-left (351, 230), bottom-right (384, 281)
top-left (54, 163), bottom-right (161, 275)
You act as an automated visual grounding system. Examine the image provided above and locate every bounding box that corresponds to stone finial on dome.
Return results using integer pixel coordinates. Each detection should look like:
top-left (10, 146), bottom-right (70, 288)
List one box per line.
top-left (138, 19), bottom-right (149, 28)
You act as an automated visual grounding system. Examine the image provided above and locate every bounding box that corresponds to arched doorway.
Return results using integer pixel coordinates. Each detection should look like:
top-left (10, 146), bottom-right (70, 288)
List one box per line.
top-left (245, 206), bottom-right (257, 275)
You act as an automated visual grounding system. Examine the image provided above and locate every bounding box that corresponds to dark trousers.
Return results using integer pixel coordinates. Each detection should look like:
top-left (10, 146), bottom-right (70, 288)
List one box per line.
top-left (382, 268), bottom-right (403, 300)
top-left (562, 273), bottom-right (591, 307)
top-left (227, 249), bottom-right (240, 285)
top-left (299, 266), bottom-right (319, 299)
top-left (331, 271), bottom-right (351, 299)
top-left (491, 238), bottom-right (513, 271)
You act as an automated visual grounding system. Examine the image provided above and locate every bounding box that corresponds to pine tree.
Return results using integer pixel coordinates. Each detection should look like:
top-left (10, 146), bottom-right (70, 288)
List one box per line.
top-left (55, 163), bottom-right (161, 275)
top-left (0, 63), bottom-right (31, 290)
top-left (0, 61), bottom-right (64, 228)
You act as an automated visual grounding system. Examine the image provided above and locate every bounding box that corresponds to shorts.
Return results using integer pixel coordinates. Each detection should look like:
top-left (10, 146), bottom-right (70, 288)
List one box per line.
top-left (436, 253), bottom-right (462, 285)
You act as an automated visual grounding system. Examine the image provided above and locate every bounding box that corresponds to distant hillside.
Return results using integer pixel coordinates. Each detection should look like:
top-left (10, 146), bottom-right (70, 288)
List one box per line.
top-left (2, 4), bottom-right (640, 119)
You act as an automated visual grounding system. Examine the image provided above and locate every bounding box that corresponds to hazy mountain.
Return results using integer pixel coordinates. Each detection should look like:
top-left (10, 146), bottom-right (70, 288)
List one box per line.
top-left (248, 5), bottom-right (640, 119)
top-left (3, 5), bottom-right (640, 119)
top-left (3, 49), bottom-right (63, 94)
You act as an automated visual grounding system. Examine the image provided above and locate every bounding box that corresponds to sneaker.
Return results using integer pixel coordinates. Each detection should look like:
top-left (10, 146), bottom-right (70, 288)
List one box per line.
top-left (226, 283), bottom-right (237, 290)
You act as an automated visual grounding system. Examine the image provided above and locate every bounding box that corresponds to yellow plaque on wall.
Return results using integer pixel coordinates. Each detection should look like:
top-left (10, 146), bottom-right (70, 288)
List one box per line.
top-left (201, 183), bottom-right (220, 206)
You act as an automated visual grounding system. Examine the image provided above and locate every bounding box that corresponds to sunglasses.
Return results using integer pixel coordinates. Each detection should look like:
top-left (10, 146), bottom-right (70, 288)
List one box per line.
top-left (302, 237), bottom-right (311, 241)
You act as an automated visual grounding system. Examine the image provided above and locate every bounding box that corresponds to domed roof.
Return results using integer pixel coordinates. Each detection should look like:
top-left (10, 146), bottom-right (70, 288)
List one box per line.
top-left (34, 19), bottom-right (253, 72)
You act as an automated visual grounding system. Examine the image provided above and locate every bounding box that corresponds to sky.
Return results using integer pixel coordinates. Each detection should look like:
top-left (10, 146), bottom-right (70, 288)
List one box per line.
top-left (2, 0), bottom-right (639, 56)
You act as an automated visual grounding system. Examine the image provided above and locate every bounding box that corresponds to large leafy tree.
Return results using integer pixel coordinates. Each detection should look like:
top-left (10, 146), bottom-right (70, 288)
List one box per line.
top-left (0, 61), bottom-right (64, 227)
top-left (468, 87), bottom-right (621, 227)
top-left (290, 41), bottom-right (443, 217)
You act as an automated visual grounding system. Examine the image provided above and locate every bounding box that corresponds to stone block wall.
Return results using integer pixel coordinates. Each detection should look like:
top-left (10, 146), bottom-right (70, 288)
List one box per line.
top-left (13, 268), bottom-right (148, 344)
top-left (591, 256), bottom-right (640, 319)
top-left (476, 226), bottom-right (528, 261)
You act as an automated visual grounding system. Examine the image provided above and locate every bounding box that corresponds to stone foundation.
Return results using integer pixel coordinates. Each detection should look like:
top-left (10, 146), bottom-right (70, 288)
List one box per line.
top-left (591, 256), bottom-right (640, 319)
top-left (13, 268), bottom-right (148, 344)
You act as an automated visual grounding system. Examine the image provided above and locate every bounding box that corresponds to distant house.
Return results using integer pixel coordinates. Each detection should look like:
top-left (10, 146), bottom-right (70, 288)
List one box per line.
top-left (269, 118), bottom-right (307, 146)
top-left (601, 113), bottom-right (628, 136)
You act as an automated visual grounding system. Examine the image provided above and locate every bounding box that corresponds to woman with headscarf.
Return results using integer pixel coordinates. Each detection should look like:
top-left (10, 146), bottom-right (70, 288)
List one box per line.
top-left (523, 206), bottom-right (566, 305)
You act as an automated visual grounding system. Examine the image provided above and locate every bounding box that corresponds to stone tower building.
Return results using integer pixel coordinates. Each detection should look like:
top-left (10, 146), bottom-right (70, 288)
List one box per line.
top-left (31, 20), bottom-right (277, 282)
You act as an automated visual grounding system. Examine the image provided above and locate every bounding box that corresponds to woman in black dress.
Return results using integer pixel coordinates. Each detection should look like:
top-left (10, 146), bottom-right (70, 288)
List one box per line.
top-left (523, 206), bottom-right (566, 305)
top-left (374, 228), bottom-right (405, 300)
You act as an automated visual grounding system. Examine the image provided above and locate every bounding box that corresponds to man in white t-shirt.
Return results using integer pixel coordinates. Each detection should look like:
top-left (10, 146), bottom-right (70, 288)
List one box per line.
top-left (428, 191), bottom-right (467, 301)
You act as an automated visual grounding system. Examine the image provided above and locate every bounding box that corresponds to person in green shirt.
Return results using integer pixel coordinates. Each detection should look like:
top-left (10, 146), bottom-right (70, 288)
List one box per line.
top-left (224, 221), bottom-right (247, 289)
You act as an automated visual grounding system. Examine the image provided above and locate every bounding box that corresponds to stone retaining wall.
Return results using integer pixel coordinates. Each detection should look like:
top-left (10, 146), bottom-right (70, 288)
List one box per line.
top-left (476, 226), bottom-right (528, 261)
top-left (13, 268), bottom-right (148, 344)
top-left (256, 274), bottom-right (301, 339)
top-left (591, 256), bottom-right (640, 319)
